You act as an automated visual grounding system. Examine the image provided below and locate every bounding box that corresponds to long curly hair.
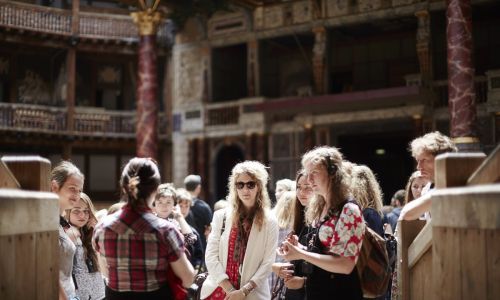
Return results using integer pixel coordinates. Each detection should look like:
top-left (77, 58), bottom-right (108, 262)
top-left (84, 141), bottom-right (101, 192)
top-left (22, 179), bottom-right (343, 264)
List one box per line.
top-left (302, 146), bottom-right (352, 225)
top-left (66, 192), bottom-right (99, 273)
top-left (226, 161), bottom-right (271, 231)
top-left (351, 165), bottom-right (383, 216)
top-left (273, 191), bottom-right (296, 229)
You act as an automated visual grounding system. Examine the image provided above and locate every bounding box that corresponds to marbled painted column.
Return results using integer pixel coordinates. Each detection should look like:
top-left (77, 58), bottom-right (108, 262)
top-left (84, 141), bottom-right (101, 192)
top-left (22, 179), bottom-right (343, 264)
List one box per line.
top-left (132, 11), bottom-right (162, 159)
top-left (247, 39), bottom-right (259, 97)
top-left (416, 10), bottom-right (433, 82)
top-left (446, 0), bottom-right (479, 150)
top-left (312, 26), bottom-right (327, 94)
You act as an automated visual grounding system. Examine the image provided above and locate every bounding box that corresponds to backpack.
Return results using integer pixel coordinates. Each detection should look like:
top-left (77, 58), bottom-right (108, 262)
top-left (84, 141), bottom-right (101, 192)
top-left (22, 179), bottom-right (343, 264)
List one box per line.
top-left (347, 201), bottom-right (392, 298)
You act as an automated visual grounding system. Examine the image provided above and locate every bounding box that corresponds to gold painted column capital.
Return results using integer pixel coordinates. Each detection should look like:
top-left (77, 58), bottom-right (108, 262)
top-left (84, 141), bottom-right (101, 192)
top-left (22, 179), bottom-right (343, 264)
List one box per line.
top-left (131, 10), bottom-right (162, 36)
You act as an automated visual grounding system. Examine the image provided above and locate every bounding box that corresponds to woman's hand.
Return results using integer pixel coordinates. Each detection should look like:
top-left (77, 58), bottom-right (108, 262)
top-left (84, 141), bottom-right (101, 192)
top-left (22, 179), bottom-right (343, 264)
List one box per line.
top-left (277, 240), bottom-right (303, 261)
top-left (224, 290), bottom-right (245, 300)
top-left (272, 262), bottom-right (294, 280)
top-left (284, 276), bottom-right (305, 290)
top-left (172, 205), bottom-right (183, 220)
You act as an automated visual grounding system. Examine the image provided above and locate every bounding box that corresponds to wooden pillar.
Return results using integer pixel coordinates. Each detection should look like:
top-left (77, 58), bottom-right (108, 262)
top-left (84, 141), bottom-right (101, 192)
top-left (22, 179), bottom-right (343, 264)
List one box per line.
top-left (256, 133), bottom-right (268, 164)
top-left (8, 54), bottom-right (17, 103)
top-left (446, 0), bottom-right (480, 151)
top-left (66, 0), bottom-right (79, 134)
top-left (197, 138), bottom-right (209, 202)
top-left (247, 39), bottom-right (260, 97)
top-left (201, 45), bottom-right (211, 103)
top-left (312, 26), bottom-right (327, 95)
top-left (304, 125), bottom-right (314, 152)
top-left (416, 10), bottom-right (433, 84)
top-left (188, 138), bottom-right (197, 175)
top-left (131, 4), bottom-right (162, 160)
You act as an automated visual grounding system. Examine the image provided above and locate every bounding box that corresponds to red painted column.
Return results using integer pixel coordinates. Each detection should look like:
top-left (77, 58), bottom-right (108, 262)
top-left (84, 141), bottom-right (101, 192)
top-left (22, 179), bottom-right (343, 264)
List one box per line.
top-left (446, 0), bottom-right (479, 150)
top-left (132, 10), bottom-right (162, 159)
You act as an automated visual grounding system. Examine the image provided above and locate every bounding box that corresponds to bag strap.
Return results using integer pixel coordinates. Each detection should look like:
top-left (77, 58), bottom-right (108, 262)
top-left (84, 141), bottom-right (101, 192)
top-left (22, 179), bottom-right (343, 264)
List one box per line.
top-left (220, 211), bottom-right (226, 236)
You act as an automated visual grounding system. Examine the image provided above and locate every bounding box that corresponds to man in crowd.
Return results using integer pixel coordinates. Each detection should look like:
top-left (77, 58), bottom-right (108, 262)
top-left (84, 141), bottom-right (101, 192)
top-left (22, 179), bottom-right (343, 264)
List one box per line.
top-left (184, 174), bottom-right (213, 250)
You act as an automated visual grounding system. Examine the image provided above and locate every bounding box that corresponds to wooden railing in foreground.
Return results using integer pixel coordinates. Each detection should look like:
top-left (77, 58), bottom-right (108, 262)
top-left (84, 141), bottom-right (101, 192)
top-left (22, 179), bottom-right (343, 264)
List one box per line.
top-left (396, 147), bottom-right (500, 300)
top-left (0, 156), bottom-right (59, 300)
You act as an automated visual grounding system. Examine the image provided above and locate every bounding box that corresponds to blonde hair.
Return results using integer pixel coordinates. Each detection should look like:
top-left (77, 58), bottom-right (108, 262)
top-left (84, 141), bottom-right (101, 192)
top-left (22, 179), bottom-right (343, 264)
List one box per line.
top-left (302, 146), bottom-right (351, 225)
top-left (227, 161), bottom-right (271, 231)
top-left (176, 188), bottom-right (192, 204)
top-left (273, 191), bottom-right (296, 229)
top-left (276, 178), bottom-right (295, 192)
top-left (351, 165), bottom-right (383, 216)
top-left (410, 131), bottom-right (457, 158)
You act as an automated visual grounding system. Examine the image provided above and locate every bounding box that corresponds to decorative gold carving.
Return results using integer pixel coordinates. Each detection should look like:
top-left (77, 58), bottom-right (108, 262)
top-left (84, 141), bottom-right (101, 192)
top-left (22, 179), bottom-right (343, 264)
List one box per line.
top-left (452, 137), bottom-right (480, 144)
top-left (131, 11), bottom-right (162, 36)
top-left (98, 66), bottom-right (121, 84)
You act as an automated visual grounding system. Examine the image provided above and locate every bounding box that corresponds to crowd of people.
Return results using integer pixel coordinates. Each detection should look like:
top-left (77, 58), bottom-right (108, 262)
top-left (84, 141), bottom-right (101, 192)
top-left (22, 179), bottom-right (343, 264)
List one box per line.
top-left (53, 131), bottom-right (457, 300)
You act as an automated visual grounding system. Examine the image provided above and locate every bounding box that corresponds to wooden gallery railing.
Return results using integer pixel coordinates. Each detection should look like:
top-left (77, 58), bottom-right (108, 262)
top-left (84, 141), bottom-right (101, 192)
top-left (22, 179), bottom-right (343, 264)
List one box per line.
top-left (395, 146), bottom-right (500, 300)
top-left (0, 156), bottom-right (59, 299)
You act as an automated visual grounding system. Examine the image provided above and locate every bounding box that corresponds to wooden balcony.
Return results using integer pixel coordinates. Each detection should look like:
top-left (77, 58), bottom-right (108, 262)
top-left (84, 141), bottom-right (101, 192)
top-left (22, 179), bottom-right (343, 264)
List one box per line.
top-left (0, 0), bottom-right (170, 43)
top-left (0, 103), bottom-right (169, 139)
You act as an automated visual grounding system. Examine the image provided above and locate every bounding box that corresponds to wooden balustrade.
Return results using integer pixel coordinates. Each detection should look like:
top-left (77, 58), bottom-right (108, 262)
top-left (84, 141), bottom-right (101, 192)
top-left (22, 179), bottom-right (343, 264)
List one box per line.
top-left (0, 156), bottom-right (59, 300)
top-left (0, 103), bottom-right (168, 138)
top-left (79, 12), bottom-right (138, 40)
top-left (396, 146), bottom-right (500, 300)
top-left (0, 0), bottom-right (169, 42)
top-left (0, 0), bottom-right (71, 35)
top-left (206, 106), bottom-right (240, 126)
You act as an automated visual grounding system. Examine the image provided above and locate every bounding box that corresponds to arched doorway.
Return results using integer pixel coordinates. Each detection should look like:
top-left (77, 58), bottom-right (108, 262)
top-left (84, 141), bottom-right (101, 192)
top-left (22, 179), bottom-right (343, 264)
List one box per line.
top-left (214, 144), bottom-right (245, 201)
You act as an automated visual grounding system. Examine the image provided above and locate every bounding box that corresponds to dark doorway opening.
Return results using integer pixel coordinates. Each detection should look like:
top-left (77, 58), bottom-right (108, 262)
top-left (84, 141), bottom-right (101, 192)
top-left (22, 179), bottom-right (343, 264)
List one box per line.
top-left (338, 131), bottom-right (414, 204)
top-left (215, 145), bottom-right (245, 201)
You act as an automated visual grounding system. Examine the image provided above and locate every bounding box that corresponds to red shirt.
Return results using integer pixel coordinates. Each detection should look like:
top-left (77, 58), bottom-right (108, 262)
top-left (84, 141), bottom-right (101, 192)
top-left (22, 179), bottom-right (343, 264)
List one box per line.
top-left (93, 204), bottom-right (185, 292)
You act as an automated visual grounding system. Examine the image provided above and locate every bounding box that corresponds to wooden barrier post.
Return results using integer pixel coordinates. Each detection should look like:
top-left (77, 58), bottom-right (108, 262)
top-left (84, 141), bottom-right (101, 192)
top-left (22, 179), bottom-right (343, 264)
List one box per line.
top-left (0, 190), bottom-right (60, 300)
top-left (397, 219), bottom-right (426, 300)
top-left (1, 156), bottom-right (51, 191)
top-left (432, 185), bottom-right (500, 300)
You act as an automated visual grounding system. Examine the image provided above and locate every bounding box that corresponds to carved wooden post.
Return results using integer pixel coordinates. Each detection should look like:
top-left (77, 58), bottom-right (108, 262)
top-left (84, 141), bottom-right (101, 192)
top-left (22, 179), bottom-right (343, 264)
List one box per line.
top-left (247, 39), bottom-right (259, 97)
top-left (131, 1), bottom-right (162, 159)
top-left (416, 10), bottom-right (432, 84)
top-left (446, 0), bottom-right (480, 151)
top-left (66, 0), bottom-right (79, 137)
top-left (312, 26), bottom-right (327, 95)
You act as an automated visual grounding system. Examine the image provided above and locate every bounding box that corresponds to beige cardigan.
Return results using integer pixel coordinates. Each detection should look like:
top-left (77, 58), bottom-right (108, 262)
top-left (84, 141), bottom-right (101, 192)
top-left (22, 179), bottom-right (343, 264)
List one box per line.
top-left (201, 208), bottom-right (279, 300)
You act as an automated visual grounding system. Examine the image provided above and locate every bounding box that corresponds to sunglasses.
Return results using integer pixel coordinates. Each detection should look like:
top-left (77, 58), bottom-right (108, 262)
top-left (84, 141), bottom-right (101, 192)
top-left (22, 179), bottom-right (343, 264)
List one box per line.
top-left (235, 181), bottom-right (257, 190)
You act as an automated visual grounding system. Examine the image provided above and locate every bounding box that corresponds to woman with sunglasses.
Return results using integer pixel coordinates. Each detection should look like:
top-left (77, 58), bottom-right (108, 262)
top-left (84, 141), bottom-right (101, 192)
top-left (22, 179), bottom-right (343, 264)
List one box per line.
top-left (201, 161), bottom-right (279, 300)
top-left (278, 147), bottom-right (364, 299)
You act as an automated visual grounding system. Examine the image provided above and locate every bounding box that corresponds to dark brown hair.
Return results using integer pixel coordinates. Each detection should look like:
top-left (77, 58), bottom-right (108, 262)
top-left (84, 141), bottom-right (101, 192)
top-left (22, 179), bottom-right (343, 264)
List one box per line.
top-left (292, 170), bottom-right (307, 234)
top-left (120, 157), bottom-right (161, 209)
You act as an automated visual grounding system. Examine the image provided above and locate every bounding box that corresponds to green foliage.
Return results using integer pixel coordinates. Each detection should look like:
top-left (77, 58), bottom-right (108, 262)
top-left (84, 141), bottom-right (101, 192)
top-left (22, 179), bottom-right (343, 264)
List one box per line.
top-left (167, 0), bottom-right (229, 29)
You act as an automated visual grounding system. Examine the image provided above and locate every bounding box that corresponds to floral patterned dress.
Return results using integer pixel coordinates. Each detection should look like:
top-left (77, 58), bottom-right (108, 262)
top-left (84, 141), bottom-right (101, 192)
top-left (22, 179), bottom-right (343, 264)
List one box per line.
top-left (306, 202), bottom-right (364, 299)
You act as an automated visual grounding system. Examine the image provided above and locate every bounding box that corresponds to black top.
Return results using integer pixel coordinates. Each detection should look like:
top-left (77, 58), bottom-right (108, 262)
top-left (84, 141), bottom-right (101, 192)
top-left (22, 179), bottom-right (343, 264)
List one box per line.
top-left (305, 212), bottom-right (363, 300)
top-left (187, 197), bottom-right (213, 250)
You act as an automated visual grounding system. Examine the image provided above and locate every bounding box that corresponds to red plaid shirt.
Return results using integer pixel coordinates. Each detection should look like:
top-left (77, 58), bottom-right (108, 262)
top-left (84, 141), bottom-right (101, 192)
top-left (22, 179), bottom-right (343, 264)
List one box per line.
top-left (93, 204), bottom-right (185, 292)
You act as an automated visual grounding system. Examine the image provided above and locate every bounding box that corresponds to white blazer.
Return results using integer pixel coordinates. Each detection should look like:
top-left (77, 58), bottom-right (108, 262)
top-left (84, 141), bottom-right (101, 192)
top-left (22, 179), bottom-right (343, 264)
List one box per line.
top-left (201, 208), bottom-right (279, 300)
